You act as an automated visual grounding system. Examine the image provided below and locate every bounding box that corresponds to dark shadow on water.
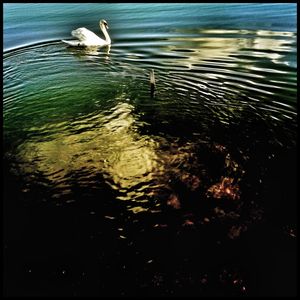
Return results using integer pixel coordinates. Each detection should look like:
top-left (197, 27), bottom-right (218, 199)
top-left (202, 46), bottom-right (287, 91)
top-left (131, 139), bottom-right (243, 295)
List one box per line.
top-left (3, 112), bottom-right (297, 296)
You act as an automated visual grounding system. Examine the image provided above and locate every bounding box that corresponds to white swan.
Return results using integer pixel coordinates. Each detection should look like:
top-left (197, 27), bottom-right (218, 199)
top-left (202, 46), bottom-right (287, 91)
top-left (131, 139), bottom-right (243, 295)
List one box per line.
top-left (62, 19), bottom-right (111, 47)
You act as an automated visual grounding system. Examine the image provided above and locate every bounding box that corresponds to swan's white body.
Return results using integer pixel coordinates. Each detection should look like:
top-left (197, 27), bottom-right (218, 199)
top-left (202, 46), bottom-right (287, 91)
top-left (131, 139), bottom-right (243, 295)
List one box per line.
top-left (62, 19), bottom-right (111, 47)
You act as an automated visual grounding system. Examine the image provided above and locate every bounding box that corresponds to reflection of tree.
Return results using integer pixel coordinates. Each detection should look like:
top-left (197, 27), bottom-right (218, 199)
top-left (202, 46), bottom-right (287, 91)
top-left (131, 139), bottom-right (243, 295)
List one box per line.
top-left (16, 100), bottom-right (169, 214)
top-left (18, 102), bottom-right (159, 193)
top-left (16, 98), bottom-right (247, 216)
top-left (15, 97), bottom-right (269, 241)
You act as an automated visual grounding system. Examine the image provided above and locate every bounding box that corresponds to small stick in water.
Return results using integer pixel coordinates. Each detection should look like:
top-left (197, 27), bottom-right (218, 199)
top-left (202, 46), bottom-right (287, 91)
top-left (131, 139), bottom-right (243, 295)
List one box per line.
top-left (150, 69), bottom-right (156, 98)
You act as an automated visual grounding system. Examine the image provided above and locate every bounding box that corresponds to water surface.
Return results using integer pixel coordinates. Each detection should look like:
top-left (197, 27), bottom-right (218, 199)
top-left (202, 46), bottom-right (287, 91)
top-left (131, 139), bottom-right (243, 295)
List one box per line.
top-left (3, 3), bottom-right (297, 297)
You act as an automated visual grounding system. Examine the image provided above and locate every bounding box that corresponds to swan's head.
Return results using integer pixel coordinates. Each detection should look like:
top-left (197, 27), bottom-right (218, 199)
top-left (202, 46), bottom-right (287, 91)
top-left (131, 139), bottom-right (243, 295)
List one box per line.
top-left (100, 19), bottom-right (109, 30)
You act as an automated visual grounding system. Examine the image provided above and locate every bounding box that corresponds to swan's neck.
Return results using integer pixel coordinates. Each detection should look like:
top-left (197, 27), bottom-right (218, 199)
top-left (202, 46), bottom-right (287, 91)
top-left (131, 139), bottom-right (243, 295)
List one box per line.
top-left (101, 26), bottom-right (111, 44)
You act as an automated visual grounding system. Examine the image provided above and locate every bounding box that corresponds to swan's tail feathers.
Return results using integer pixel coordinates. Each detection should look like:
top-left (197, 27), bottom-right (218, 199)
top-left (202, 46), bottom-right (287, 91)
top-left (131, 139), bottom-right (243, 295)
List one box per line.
top-left (61, 39), bottom-right (83, 47)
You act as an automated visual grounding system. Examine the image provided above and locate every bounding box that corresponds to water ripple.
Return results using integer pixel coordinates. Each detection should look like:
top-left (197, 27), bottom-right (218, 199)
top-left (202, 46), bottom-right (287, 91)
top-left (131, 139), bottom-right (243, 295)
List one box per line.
top-left (3, 28), bottom-right (297, 213)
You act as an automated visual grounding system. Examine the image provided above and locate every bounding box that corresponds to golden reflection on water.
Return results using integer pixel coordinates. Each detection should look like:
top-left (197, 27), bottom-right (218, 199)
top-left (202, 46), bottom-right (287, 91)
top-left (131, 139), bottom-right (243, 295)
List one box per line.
top-left (16, 101), bottom-right (245, 212)
top-left (17, 102), bottom-right (165, 207)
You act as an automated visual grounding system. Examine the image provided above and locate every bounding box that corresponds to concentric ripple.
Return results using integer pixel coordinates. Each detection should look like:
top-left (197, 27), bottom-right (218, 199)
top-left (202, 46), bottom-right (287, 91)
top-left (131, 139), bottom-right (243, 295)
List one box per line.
top-left (4, 28), bottom-right (297, 236)
top-left (3, 3), bottom-right (298, 296)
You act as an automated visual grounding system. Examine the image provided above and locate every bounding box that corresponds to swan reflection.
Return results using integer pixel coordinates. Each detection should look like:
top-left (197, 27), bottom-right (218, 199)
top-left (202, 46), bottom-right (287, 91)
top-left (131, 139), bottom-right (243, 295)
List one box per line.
top-left (66, 44), bottom-right (111, 58)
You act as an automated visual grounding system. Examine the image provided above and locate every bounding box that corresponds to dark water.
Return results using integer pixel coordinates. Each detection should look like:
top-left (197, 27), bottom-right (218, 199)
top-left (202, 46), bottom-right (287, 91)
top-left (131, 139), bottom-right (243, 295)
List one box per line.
top-left (3, 3), bottom-right (297, 296)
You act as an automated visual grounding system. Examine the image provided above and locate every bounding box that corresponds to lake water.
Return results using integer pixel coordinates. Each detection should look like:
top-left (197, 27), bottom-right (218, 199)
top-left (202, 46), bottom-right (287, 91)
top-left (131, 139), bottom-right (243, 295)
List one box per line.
top-left (3, 3), bottom-right (297, 297)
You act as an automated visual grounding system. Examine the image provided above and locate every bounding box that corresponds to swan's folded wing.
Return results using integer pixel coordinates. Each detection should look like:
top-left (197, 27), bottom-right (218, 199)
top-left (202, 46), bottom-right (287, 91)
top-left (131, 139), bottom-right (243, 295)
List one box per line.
top-left (71, 27), bottom-right (101, 42)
